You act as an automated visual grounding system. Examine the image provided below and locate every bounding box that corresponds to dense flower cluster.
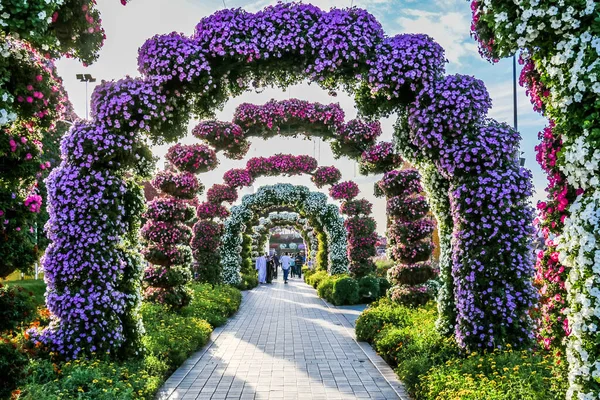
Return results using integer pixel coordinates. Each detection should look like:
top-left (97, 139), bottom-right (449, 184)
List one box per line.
top-left (359, 141), bottom-right (403, 174)
top-left (397, 70), bottom-right (536, 351)
top-left (0, 0), bottom-right (118, 65)
top-left (223, 168), bottom-right (254, 188)
top-left (152, 170), bottom-right (204, 199)
top-left (192, 121), bottom-right (248, 160)
top-left (196, 201), bottom-right (230, 220)
top-left (206, 183), bottom-right (238, 204)
top-left (376, 170), bottom-right (422, 198)
top-left (343, 214), bottom-right (377, 278)
top-left (246, 154), bottom-right (318, 177)
top-left (195, 99), bottom-right (384, 161)
top-left (0, 39), bottom-right (69, 278)
top-left (470, 3), bottom-right (599, 394)
top-left (165, 143), bottom-right (219, 174)
top-left (311, 166), bottom-right (342, 188)
top-left (143, 197), bottom-right (195, 222)
top-left (221, 184), bottom-right (348, 284)
top-left (340, 199), bottom-right (373, 216)
top-left (329, 181), bottom-right (360, 201)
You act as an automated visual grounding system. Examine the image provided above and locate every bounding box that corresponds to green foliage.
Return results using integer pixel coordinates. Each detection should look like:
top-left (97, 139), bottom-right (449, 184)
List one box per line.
top-left (317, 276), bottom-right (336, 301)
top-left (355, 298), bottom-right (409, 342)
top-left (378, 277), bottom-right (392, 297)
top-left (375, 259), bottom-right (394, 277)
top-left (332, 276), bottom-right (359, 306)
top-left (141, 303), bottom-right (212, 368)
top-left (356, 300), bottom-right (567, 399)
top-left (0, 336), bottom-right (28, 398)
top-left (16, 283), bottom-right (242, 399)
top-left (236, 272), bottom-right (258, 291)
top-left (0, 283), bottom-right (37, 332)
top-left (315, 231), bottom-right (328, 271)
top-left (306, 270), bottom-right (328, 289)
top-left (180, 284), bottom-right (241, 327)
top-left (5, 278), bottom-right (47, 307)
top-left (358, 276), bottom-right (380, 303)
top-left (420, 348), bottom-right (566, 400)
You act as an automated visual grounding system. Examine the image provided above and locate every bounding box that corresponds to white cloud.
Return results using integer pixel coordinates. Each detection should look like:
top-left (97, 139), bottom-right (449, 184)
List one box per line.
top-left (393, 10), bottom-right (477, 65)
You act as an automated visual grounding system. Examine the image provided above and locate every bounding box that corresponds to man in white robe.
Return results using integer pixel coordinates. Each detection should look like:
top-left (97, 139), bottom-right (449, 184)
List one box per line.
top-left (256, 255), bottom-right (267, 284)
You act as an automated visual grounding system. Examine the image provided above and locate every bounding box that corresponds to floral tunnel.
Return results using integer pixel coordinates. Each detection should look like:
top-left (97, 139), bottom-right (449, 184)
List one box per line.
top-left (190, 150), bottom-right (382, 285)
top-left (249, 212), bottom-right (319, 265)
top-left (221, 184), bottom-right (356, 285)
top-left (40, 3), bottom-right (534, 359)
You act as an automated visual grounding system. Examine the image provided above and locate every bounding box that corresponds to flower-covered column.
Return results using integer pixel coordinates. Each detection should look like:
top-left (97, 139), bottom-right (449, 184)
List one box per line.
top-left (331, 182), bottom-right (378, 278)
top-left (142, 143), bottom-right (216, 306)
top-left (378, 170), bottom-right (436, 306)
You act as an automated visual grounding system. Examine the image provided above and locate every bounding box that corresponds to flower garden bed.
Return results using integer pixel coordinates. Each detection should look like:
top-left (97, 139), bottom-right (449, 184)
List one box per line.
top-left (2, 281), bottom-right (241, 400)
top-left (355, 299), bottom-right (567, 400)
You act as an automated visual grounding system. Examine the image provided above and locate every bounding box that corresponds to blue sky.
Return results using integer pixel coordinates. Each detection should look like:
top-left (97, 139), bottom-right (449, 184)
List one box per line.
top-left (56, 0), bottom-right (548, 233)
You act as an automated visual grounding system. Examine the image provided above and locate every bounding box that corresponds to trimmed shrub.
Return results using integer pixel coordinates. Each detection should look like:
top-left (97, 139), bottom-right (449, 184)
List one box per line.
top-left (332, 276), bottom-right (359, 306)
top-left (358, 276), bottom-right (380, 303)
top-left (317, 276), bottom-right (336, 301)
top-left (355, 298), bottom-right (409, 342)
top-left (378, 277), bottom-right (392, 297)
top-left (0, 336), bottom-right (28, 398)
top-left (306, 270), bottom-right (328, 289)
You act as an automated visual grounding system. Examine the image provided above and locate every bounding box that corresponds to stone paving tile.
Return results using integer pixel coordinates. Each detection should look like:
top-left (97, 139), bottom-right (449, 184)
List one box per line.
top-left (158, 277), bottom-right (403, 399)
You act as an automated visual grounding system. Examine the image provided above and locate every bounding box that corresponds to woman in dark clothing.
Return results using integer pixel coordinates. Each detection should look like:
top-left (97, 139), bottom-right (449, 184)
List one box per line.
top-left (266, 256), bottom-right (274, 284)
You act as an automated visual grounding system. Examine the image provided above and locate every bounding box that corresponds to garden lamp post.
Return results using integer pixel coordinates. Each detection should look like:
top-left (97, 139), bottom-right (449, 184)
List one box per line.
top-left (76, 73), bottom-right (96, 119)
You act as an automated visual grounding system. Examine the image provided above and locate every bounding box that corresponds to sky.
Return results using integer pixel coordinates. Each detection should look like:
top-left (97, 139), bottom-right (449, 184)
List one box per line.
top-left (55, 0), bottom-right (549, 234)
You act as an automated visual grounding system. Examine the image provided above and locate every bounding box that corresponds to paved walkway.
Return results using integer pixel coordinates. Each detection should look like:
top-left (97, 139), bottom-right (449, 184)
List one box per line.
top-left (157, 277), bottom-right (405, 400)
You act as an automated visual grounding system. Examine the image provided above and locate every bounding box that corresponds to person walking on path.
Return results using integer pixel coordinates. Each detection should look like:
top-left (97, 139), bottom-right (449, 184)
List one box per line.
top-left (294, 253), bottom-right (304, 278)
top-left (289, 255), bottom-right (296, 278)
top-left (280, 252), bottom-right (292, 284)
top-left (272, 253), bottom-right (280, 279)
top-left (255, 254), bottom-right (267, 284)
top-left (266, 255), bottom-right (274, 284)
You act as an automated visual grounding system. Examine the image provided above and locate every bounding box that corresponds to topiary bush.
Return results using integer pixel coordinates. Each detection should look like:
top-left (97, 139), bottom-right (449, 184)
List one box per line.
top-left (355, 298), bottom-right (410, 342)
top-left (358, 276), bottom-right (380, 303)
top-left (317, 275), bottom-right (337, 301)
top-left (332, 276), bottom-right (360, 306)
top-left (306, 270), bottom-right (328, 289)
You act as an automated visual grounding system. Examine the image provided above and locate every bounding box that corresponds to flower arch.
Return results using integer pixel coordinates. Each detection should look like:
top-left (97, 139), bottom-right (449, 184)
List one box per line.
top-left (41, 3), bottom-right (534, 358)
top-left (221, 184), bottom-right (347, 285)
top-left (249, 212), bottom-right (319, 262)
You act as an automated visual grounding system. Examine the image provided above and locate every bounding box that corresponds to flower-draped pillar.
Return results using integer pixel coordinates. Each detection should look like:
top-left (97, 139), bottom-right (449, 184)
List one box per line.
top-left (377, 170), bottom-right (436, 306)
top-left (396, 75), bottom-right (536, 350)
top-left (141, 143), bottom-right (217, 307)
top-left (41, 3), bottom-right (534, 358)
top-left (471, 2), bottom-right (599, 396)
top-left (221, 184), bottom-right (348, 285)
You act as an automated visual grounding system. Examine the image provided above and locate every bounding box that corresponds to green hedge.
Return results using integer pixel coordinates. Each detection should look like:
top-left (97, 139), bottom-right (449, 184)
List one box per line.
top-left (13, 283), bottom-right (242, 400)
top-left (355, 299), bottom-right (567, 399)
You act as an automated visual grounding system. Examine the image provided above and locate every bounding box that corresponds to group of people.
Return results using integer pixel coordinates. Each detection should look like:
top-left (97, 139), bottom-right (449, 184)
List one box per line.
top-left (255, 252), bottom-right (305, 284)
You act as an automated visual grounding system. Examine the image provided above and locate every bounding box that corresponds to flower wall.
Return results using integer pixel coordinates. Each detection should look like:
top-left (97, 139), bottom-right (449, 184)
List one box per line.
top-left (470, 1), bottom-right (599, 396)
top-left (43, 3), bottom-right (534, 357)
